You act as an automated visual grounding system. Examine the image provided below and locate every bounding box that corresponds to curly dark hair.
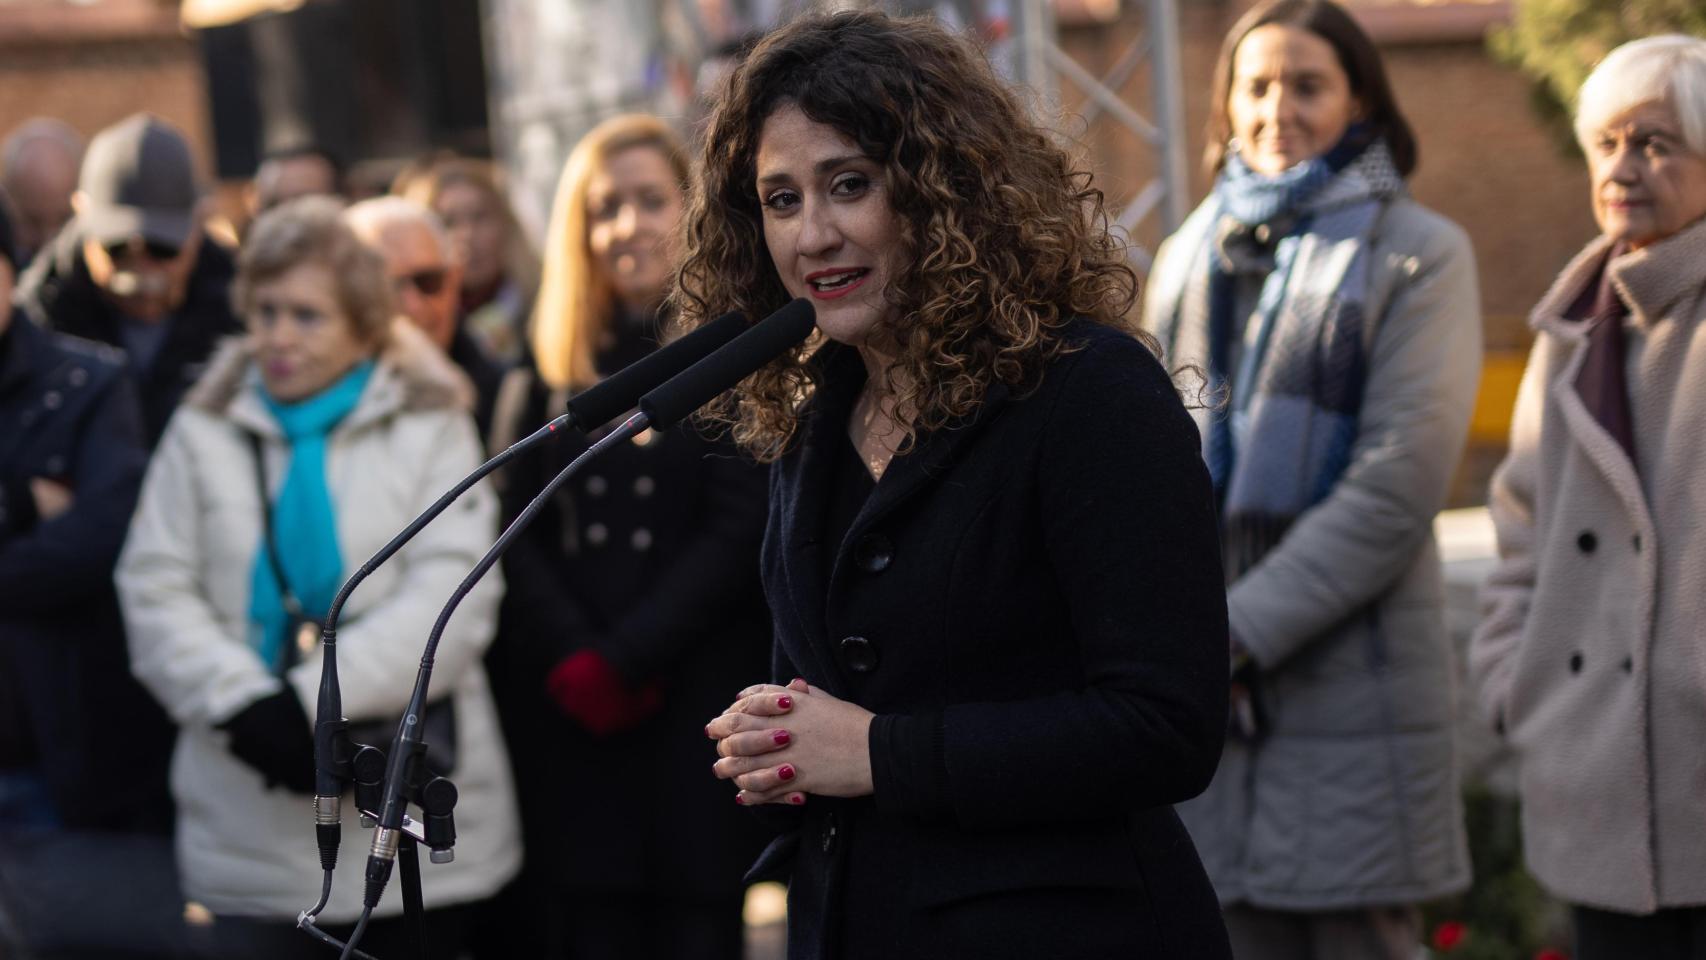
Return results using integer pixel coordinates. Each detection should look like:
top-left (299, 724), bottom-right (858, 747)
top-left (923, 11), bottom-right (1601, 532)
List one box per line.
top-left (674, 10), bottom-right (1146, 461)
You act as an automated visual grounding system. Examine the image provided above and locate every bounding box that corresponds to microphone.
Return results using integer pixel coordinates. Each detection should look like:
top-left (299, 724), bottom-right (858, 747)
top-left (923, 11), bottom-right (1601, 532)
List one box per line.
top-left (640, 298), bottom-right (816, 429)
top-left (566, 310), bottom-right (746, 428)
top-left (347, 299), bottom-right (817, 953)
top-left (299, 311), bottom-right (748, 925)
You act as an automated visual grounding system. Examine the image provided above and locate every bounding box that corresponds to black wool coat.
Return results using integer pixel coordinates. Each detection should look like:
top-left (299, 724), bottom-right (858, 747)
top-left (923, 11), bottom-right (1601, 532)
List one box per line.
top-left (488, 320), bottom-right (771, 905)
top-left (758, 320), bottom-right (1232, 959)
top-left (0, 313), bottom-right (174, 832)
top-left (17, 226), bottom-right (240, 448)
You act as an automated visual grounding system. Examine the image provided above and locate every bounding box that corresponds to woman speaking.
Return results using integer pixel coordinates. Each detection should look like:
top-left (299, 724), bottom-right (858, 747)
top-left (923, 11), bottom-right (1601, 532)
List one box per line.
top-left (694, 12), bottom-right (1232, 958)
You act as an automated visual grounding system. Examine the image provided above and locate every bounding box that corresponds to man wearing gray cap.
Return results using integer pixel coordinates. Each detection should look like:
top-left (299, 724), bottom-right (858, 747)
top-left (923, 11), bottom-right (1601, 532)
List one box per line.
top-left (16, 113), bottom-right (239, 447)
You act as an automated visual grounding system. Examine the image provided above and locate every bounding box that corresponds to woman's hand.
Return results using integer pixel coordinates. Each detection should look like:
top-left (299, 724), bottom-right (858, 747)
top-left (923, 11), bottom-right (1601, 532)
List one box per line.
top-left (706, 678), bottom-right (875, 805)
top-left (29, 478), bottom-right (74, 522)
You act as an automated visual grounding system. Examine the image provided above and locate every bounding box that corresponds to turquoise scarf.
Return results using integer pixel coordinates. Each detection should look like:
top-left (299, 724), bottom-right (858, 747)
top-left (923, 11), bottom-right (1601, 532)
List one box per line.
top-left (248, 361), bottom-right (375, 671)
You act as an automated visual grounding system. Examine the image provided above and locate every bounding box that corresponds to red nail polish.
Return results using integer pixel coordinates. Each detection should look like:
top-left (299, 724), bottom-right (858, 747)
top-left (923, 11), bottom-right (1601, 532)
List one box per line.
top-left (735, 794), bottom-right (746, 805)
top-left (777, 696), bottom-right (793, 710)
top-left (778, 764), bottom-right (796, 781)
top-left (772, 730), bottom-right (791, 746)
top-left (790, 794), bottom-right (806, 805)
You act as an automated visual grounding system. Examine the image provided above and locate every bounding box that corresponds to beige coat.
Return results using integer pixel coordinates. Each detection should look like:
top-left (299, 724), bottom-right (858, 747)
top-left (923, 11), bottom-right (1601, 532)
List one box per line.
top-left (117, 322), bottom-right (520, 923)
top-left (1472, 217), bottom-right (1706, 913)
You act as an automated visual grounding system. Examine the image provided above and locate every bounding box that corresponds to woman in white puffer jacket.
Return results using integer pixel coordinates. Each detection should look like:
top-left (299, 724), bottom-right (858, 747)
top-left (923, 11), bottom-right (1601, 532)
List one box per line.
top-left (117, 197), bottom-right (519, 957)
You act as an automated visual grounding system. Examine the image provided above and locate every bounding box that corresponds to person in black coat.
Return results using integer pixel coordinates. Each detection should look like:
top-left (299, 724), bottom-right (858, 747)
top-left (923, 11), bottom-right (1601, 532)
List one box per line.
top-left (0, 200), bottom-right (174, 836)
top-left (690, 13), bottom-right (1232, 958)
top-left (481, 114), bottom-right (769, 960)
top-left (14, 114), bottom-right (240, 450)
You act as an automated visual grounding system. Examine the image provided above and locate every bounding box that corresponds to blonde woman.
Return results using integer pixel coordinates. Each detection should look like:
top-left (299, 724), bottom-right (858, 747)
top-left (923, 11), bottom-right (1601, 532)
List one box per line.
top-left (484, 115), bottom-right (769, 959)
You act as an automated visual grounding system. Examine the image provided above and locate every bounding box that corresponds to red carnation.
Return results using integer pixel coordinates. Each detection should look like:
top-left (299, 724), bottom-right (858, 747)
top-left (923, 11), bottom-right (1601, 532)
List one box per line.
top-left (1432, 921), bottom-right (1468, 952)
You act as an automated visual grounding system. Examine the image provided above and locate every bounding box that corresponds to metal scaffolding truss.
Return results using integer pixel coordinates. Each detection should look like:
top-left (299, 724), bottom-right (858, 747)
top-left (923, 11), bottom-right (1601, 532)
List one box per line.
top-left (1012, 0), bottom-right (1189, 267)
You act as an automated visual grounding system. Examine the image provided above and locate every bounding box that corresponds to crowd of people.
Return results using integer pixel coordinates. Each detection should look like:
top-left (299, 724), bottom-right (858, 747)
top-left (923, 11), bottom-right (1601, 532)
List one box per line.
top-left (1, 3), bottom-right (1704, 959)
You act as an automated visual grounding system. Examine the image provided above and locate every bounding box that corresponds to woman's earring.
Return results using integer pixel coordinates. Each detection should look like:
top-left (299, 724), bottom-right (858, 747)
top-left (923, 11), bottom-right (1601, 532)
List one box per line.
top-left (1226, 137), bottom-right (1244, 155)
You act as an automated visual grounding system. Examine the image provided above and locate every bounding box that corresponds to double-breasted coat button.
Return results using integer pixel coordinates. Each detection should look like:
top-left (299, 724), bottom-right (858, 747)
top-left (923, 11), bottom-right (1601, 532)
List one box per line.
top-left (1569, 652), bottom-right (1584, 674)
top-left (633, 476), bottom-right (655, 498)
top-left (1622, 656), bottom-right (1633, 674)
top-left (585, 523), bottom-right (609, 546)
top-left (631, 528), bottom-right (653, 551)
top-left (68, 367), bottom-right (89, 388)
top-left (42, 391), bottom-right (62, 411)
top-left (821, 811), bottom-right (839, 854)
top-left (1578, 530), bottom-right (1598, 554)
top-left (584, 475), bottom-right (607, 497)
top-left (840, 636), bottom-right (879, 674)
top-left (1633, 534), bottom-right (1643, 553)
top-left (44, 455), bottom-right (66, 475)
top-left (853, 533), bottom-right (894, 574)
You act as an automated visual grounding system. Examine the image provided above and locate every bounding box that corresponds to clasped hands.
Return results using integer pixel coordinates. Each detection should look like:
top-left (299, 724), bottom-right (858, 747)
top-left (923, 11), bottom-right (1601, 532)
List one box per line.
top-left (706, 678), bottom-right (875, 806)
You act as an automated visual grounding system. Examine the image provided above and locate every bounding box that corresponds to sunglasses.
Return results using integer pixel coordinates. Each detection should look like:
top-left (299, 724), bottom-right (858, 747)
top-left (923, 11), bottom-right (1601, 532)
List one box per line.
top-left (394, 268), bottom-right (449, 297)
top-left (103, 238), bottom-right (181, 262)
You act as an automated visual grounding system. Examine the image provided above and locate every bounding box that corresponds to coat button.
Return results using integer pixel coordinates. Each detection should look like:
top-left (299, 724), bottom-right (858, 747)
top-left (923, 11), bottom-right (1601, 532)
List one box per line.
top-left (840, 636), bottom-right (879, 674)
top-left (853, 533), bottom-right (894, 574)
top-left (584, 475), bottom-right (607, 497)
top-left (631, 528), bottom-right (653, 551)
top-left (1578, 531), bottom-right (1598, 554)
top-left (821, 811), bottom-right (839, 854)
top-left (67, 367), bottom-right (89, 388)
top-left (585, 523), bottom-right (609, 547)
top-left (1622, 656), bottom-right (1633, 674)
top-left (1633, 534), bottom-right (1643, 553)
top-left (42, 391), bottom-right (62, 410)
top-left (1569, 652), bottom-right (1584, 674)
top-left (633, 476), bottom-right (655, 498)
top-left (44, 455), bottom-right (66, 475)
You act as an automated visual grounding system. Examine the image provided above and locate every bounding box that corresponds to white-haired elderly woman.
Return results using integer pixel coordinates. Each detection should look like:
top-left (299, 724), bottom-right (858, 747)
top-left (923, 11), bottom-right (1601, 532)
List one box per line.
top-left (1470, 34), bottom-right (1706, 959)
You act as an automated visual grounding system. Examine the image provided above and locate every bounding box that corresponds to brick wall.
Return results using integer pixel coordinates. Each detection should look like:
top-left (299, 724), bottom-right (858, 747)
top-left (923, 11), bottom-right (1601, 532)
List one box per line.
top-left (0, 2), bottom-right (214, 180)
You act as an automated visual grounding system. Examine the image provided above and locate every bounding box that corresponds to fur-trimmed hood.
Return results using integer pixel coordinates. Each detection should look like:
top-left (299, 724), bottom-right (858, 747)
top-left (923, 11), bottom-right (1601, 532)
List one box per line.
top-left (183, 318), bottom-right (473, 421)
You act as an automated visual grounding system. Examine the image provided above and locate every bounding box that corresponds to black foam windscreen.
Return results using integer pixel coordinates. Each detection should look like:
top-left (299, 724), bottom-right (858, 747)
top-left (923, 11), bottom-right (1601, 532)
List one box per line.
top-left (565, 311), bottom-right (747, 430)
top-left (638, 299), bottom-right (816, 430)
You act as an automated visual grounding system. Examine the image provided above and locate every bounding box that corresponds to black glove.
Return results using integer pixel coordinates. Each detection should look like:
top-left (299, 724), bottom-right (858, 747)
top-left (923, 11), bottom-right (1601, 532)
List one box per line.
top-left (218, 689), bottom-right (317, 794)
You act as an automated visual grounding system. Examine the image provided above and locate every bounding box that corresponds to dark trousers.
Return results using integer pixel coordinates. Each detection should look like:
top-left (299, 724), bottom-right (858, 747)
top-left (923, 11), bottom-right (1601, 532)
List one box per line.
top-left (1575, 904), bottom-right (1706, 960)
top-left (190, 902), bottom-right (479, 960)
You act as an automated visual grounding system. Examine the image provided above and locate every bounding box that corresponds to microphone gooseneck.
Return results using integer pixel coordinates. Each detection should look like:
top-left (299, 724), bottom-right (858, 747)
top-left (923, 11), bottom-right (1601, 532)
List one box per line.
top-left (304, 413), bottom-right (573, 918)
top-left (359, 409), bottom-right (654, 918)
top-left (341, 302), bottom-right (813, 954)
top-left (640, 298), bottom-right (816, 430)
top-left (565, 310), bottom-right (746, 429)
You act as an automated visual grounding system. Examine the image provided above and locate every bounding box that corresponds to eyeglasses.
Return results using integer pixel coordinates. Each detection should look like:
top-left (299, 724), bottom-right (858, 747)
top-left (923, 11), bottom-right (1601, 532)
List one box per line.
top-left (102, 238), bottom-right (181, 262)
top-left (393, 268), bottom-right (449, 297)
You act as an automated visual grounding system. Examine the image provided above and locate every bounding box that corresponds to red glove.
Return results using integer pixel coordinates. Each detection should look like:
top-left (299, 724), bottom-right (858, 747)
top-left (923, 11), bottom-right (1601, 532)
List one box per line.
top-left (546, 649), bottom-right (664, 736)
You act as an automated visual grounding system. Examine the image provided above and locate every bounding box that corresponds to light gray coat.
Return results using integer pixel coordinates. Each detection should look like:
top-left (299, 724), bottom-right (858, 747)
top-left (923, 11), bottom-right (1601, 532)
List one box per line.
top-left (1142, 195), bottom-right (1480, 910)
top-left (1471, 219), bottom-right (1706, 913)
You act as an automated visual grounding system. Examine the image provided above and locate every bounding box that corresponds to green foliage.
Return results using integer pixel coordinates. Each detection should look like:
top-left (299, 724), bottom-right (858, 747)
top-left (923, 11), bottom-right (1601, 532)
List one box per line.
top-left (1490, 0), bottom-right (1706, 150)
top-left (1422, 788), bottom-right (1570, 960)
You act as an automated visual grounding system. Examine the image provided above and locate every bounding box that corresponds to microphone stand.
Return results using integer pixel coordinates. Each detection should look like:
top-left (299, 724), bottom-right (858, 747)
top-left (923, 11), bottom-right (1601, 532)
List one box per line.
top-left (343, 410), bottom-right (653, 960)
top-left (295, 414), bottom-right (569, 951)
